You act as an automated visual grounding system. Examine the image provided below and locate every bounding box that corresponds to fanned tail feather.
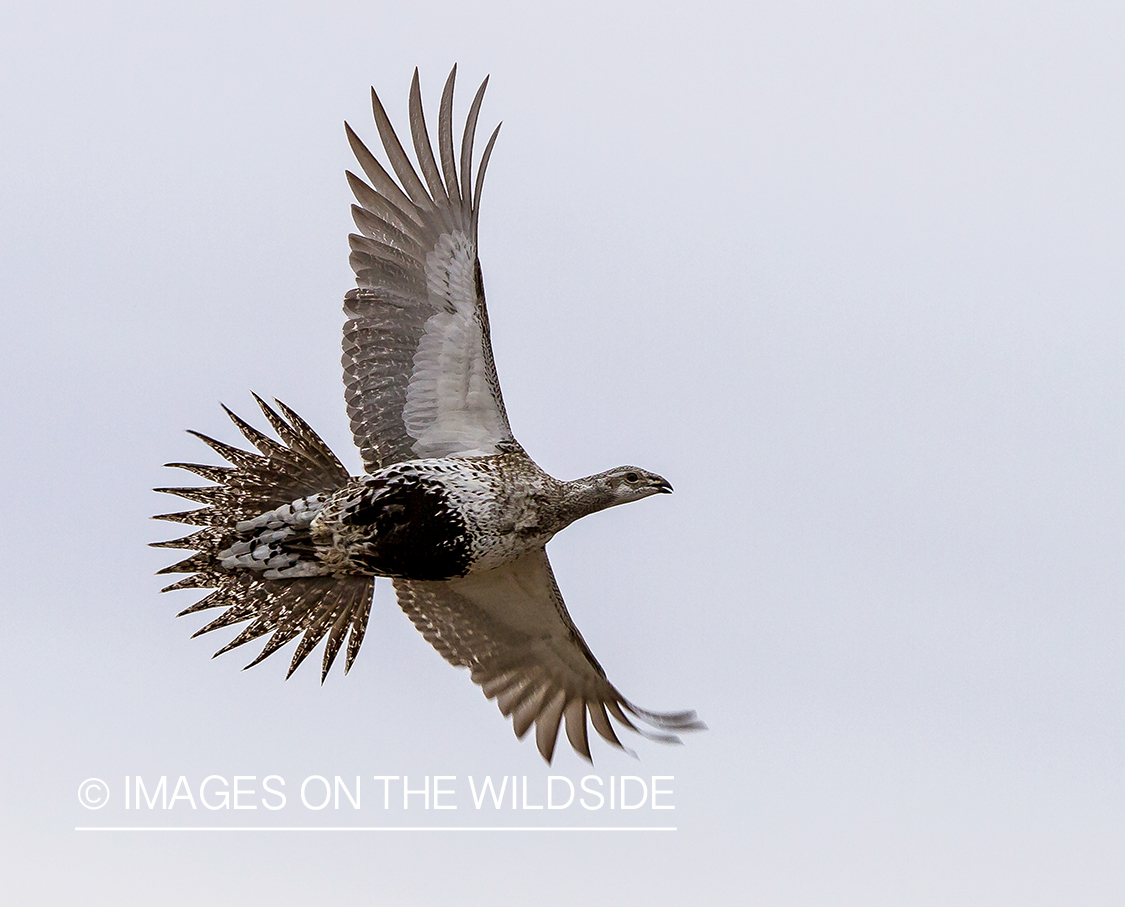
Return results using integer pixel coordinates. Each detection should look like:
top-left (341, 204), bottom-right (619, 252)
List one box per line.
top-left (152, 397), bottom-right (374, 681)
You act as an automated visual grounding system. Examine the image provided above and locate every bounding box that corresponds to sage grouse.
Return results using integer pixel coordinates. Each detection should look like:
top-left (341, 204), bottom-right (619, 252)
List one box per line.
top-left (154, 67), bottom-right (704, 762)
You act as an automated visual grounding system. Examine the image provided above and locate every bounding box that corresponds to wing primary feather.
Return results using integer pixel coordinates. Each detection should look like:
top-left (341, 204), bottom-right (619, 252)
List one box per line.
top-left (495, 669), bottom-right (543, 717)
top-left (438, 65), bottom-right (462, 212)
top-left (605, 699), bottom-right (642, 734)
top-left (407, 69), bottom-right (452, 223)
top-left (471, 122), bottom-right (501, 237)
top-left (344, 123), bottom-right (423, 225)
top-left (625, 703), bottom-right (708, 732)
top-left (535, 689), bottom-right (567, 763)
top-left (588, 700), bottom-right (626, 751)
top-left (564, 698), bottom-right (592, 763)
top-left (347, 230), bottom-right (426, 275)
top-left (459, 76), bottom-right (490, 222)
top-left (511, 680), bottom-right (550, 739)
top-left (603, 704), bottom-right (682, 745)
top-left (346, 185), bottom-right (425, 251)
top-left (481, 668), bottom-right (525, 701)
top-left (370, 84), bottom-right (432, 209)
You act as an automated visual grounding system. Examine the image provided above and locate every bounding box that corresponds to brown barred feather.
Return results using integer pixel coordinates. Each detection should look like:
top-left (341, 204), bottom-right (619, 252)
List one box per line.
top-left (153, 71), bottom-right (704, 762)
top-left (153, 400), bottom-right (374, 682)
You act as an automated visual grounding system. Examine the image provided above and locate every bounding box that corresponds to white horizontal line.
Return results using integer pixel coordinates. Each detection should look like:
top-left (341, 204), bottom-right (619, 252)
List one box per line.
top-left (75, 826), bottom-right (676, 833)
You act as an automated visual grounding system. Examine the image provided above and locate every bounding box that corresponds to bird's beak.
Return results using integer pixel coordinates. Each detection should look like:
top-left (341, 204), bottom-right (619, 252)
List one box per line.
top-left (654, 477), bottom-right (674, 494)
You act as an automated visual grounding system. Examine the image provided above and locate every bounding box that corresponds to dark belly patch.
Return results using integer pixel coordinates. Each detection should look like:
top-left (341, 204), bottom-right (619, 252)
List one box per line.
top-left (344, 476), bottom-right (472, 580)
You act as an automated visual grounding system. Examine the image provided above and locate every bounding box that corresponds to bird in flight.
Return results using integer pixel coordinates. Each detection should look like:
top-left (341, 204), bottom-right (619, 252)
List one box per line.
top-left (154, 67), bottom-right (704, 762)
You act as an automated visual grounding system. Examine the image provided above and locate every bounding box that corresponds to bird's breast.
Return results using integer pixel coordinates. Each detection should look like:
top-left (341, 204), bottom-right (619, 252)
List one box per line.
top-left (314, 458), bottom-right (563, 580)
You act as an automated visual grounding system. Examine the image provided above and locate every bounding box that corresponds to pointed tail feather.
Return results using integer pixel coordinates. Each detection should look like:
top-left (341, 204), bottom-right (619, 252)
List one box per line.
top-left (153, 398), bottom-right (374, 680)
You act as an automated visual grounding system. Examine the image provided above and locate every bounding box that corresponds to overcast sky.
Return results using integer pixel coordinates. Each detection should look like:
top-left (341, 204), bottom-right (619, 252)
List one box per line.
top-left (3, 2), bottom-right (1124, 904)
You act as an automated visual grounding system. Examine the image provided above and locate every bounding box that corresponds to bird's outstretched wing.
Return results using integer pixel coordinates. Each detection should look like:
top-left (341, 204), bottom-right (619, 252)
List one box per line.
top-left (394, 549), bottom-right (705, 762)
top-left (343, 66), bottom-right (514, 471)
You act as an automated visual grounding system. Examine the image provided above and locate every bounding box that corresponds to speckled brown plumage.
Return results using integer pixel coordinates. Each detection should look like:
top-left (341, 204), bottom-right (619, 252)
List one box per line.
top-left (155, 67), bottom-right (704, 762)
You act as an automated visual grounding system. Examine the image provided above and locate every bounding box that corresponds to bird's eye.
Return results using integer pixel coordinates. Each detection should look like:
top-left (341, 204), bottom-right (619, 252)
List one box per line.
top-left (625, 472), bottom-right (640, 483)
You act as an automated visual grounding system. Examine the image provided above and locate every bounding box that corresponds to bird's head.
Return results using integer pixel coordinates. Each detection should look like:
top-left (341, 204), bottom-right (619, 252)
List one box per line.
top-left (556, 466), bottom-right (673, 526)
top-left (591, 466), bottom-right (674, 508)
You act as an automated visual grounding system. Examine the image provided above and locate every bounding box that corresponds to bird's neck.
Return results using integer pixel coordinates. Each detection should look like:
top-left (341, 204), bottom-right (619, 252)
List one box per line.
top-left (551, 474), bottom-right (617, 528)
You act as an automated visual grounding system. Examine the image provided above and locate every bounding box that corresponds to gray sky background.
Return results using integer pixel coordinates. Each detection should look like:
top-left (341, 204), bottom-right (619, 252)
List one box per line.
top-left (3, 1), bottom-right (1124, 904)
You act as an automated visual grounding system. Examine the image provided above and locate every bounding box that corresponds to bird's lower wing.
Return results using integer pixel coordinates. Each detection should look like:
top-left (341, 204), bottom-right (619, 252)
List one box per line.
top-left (393, 549), bottom-right (703, 762)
